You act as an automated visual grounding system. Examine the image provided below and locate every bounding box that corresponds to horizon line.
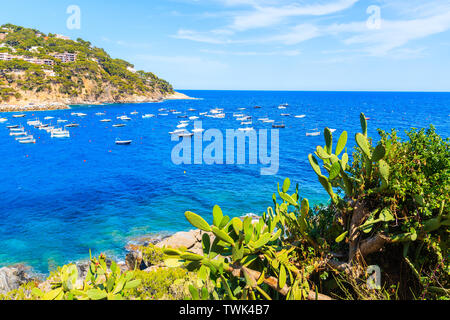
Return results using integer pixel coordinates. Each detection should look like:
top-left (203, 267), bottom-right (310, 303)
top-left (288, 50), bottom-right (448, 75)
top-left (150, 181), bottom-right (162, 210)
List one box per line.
top-left (176, 89), bottom-right (450, 93)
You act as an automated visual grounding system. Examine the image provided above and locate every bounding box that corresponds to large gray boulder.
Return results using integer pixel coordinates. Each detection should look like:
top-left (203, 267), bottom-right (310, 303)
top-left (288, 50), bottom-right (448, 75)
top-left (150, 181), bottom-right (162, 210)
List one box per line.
top-left (0, 265), bottom-right (33, 295)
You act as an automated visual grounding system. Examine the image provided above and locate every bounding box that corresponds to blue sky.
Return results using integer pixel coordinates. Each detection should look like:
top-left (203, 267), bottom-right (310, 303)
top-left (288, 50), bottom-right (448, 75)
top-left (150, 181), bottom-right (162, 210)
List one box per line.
top-left (1, 0), bottom-right (449, 91)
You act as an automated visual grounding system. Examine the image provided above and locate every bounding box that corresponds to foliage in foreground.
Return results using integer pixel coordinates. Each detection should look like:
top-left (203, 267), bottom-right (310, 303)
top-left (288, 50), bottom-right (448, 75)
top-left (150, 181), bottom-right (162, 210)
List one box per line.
top-left (163, 114), bottom-right (449, 300)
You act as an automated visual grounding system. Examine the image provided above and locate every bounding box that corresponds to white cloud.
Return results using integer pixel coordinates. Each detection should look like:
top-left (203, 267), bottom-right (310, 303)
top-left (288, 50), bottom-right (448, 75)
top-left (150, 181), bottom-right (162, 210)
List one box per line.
top-left (230, 0), bottom-right (359, 31)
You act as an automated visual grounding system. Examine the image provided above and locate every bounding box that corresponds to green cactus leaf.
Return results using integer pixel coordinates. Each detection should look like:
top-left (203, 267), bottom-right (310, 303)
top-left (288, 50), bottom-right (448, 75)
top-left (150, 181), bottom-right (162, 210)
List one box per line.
top-left (231, 217), bottom-right (243, 234)
top-left (300, 199), bottom-right (309, 219)
top-left (185, 211), bottom-right (212, 232)
top-left (243, 217), bottom-right (253, 243)
top-left (308, 154), bottom-right (322, 176)
top-left (189, 285), bottom-right (200, 300)
top-left (86, 289), bottom-right (107, 300)
top-left (335, 131), bottom-right (348, 156)
top-left (181, 253), bottom-right (204, 261)
top-left (282, 178), bottom-right (291, 193)
top-left (380, 208), bottom-right (394, 222)
top-left (324, 128), bottom-right (333, 154)
top-left (43, 287), bottom-right (63, 301)
top-left (355, 133), bottom-right (371, 158)
top-left (202, 233), bottom-right (211, 256)
top-left (232, 243), bottom-right (244, 261)
top-left (341, 153), bottom-right (349, 171)
top-left (316, 146), bottom-right (332, 159)
top-left (360, 113), bottom-right (368, 136)
top-left (279, 192), bottom-right (298, 206)
top-left (212, 226), bottom-right (235, 245)
top-left (279, 264), bottom-right (287, 289)
top-left (270, 229), bottom-right (282, 242)
top-left (124, 279), bottom-right (141, 290)
top-left (379, 159), bottom-right (390, 183)
top-left (212, 205), bottom-right (223, 227)
top-left (163, 248), bottom-right (182, 256)
top-left (252, 233), bottom-right (272, 249)
top-left (219, 216), bottom-right (230, 229)
top-left (372, 144), bottom-right (386, 162)
top-left (329, 162), bottom-right (341, 180)
top-left (318, 175), bottom-right (335, 200)
top-left (164, 258), bottom-right (184, 268)
top-left (335, 231), bottom-right (348, 243)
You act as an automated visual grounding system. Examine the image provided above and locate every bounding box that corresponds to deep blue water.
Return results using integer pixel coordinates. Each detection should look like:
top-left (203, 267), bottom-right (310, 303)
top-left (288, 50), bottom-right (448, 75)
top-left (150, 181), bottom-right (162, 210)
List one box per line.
top-left (0, 90), bottom-right (449, 274)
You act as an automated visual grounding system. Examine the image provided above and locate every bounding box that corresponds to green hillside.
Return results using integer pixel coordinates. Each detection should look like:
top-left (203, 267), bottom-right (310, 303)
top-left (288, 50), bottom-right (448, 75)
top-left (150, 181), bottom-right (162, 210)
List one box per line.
top-left (0, 24), bottom-right (174, 103)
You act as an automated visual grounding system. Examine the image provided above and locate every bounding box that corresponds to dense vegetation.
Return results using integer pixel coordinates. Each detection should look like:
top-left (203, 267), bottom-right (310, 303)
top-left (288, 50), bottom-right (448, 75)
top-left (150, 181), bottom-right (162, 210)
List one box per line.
top-left (0, 24), bottom-right (174, 102)
top-left (1, 114), bottom-right (448, 300)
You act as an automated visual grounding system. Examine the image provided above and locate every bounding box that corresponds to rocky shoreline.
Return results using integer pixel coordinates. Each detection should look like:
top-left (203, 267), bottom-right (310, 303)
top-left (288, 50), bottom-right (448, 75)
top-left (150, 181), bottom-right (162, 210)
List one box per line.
top-left (0, 92), bottom-right (196, 113)
top-left (0, 228), bottom-right (208, 295)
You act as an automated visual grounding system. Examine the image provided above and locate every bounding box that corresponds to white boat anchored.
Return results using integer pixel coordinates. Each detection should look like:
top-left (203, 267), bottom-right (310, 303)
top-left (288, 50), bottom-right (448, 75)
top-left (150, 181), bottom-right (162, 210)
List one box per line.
top-left (142, 114), bottom-right (155, 119)
top-left (51, 128), bottom-right (70, 138)
top-left (0, 118), bottom-right (8, 123)
top-left (116, 139), bottom-right (132, 145)
top-left (295, 115), bottom-right (306, 119)
top-left (306, 132), bottom-right (321, 137)
top-left (100, 119), bottom-right (112, 122)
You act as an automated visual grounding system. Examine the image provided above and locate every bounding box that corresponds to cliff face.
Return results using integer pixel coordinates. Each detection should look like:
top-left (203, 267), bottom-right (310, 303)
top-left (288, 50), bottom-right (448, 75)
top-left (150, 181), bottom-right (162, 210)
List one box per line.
top-left (0, 24), bottom-right (181, 107)
top-left (4, 77), bottom-right (174, 106)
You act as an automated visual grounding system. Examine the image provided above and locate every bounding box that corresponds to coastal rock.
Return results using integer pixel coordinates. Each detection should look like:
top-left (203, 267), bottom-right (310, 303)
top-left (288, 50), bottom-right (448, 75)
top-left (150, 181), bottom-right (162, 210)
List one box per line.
top-left (125, 251), bottom-right (143, 271)
top-left (0, 265), bottom-right (34, 295)
top-left (156, 230), bottom-right (199, 250)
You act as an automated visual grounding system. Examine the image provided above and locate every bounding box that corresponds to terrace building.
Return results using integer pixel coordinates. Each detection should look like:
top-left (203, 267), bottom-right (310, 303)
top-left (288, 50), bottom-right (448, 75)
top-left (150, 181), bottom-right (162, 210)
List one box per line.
top-left (53, 52), bottom-right (77, 63)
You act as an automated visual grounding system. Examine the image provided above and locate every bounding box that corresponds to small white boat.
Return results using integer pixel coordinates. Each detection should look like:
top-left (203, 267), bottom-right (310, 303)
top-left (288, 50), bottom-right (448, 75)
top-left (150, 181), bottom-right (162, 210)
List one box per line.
top-left (130, 111), bottom-right (139, 115)
top-left (65, 123), bottom-right (79, 128)
top-left (7, 125), bottom-right (19, 129)
top-left (120, 116), bottom-right (132, 121)
top-left (0, 118), bottom-right (8, 123)
top-left (158, 113), bottom-right (169, 116)
top-left (113, 124), bottom-right (126, 128)
top-left (238, 108), bottom-right (246, 110)
top-left (169, 129), bottom-right (187, 135)
top-left (258, 118), bottom-right (269, 121)
top-left (295, 115), bottom-right (306, 119)
top-left (51, 130), bottom-right (70, 138)
top-left (241, 121), bottom-right (252, 125)
top-left (278, 106), bottom-right (287, 110)
top-left (306, 132), bottom-right (321, 137)
top-left (100, 119), bottom-right (112, 122)
top-left (177, 123), bottom-right (189, 129)
top-left (199, 112), bottom-right (208, 116)
top-left (44, 116), bottom-right (54, 120)
top-left (27, 119), bottom-right (41, 126)
top-left (178, 132), bottom-right (194, 138)
top-left (10, 126), bottom-right (25, 132)
top-left (142, 114), bottom-right (155, 118)
top-left (188, 108), bottom-right (196, 112)
top-left (192, 128), bottom-right (205, 133)
top-left (72, 112), bottom-right (87, 117)
top-left (238, 127), bottom-right (254, 132)
top-left (116, 139), bottom-right (132, 145)
top-left (262, 119), bottom-right (275, 123)
top-left (172, 111), bottom-right (181, 115)
top-left (189, 116), bottom-right (199, 120)
top-left (95, 112), bottom-right (106, 116)
top-left (158, 108), bottom-right (167, 112)
top-left (16, 135), bottom-right (34, 141)
top-left (57, 119), bottom-right (68, 123)
top-left (12, 114), bottom-right (26, 118)
top-left (19, 138), bottom-right (36, 144)
top-left (10, 131), bottom-right (27, 137)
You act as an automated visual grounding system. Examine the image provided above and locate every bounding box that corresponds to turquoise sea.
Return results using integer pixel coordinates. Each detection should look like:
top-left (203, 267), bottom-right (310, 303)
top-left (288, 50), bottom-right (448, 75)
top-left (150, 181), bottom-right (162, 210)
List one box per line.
top-left (1, 90), bottom-right (449, 274)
